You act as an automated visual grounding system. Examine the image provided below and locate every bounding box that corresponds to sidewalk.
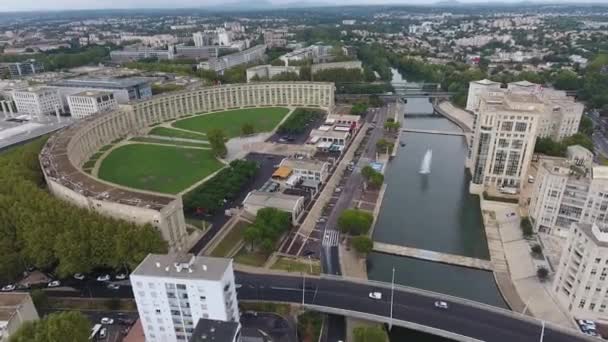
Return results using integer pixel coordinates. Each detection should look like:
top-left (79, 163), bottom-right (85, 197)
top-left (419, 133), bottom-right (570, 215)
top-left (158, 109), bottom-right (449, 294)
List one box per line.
top-left (481, 200), bottom-right (574, 328)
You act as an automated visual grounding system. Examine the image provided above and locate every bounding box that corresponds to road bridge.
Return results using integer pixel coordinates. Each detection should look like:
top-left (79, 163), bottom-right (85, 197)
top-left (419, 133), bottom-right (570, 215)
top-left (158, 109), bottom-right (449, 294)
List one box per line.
top-left (373, 242), bottom-right (492, 270)
top-left (401, 128), bottom-right (466, 137)
top-left (43, 271), bottom-right (592, 342)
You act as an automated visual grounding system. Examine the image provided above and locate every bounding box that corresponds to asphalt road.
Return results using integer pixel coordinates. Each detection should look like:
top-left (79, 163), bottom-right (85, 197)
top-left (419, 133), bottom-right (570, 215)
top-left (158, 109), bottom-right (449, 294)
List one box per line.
top-left (235, 273), bottom-right (594, 342)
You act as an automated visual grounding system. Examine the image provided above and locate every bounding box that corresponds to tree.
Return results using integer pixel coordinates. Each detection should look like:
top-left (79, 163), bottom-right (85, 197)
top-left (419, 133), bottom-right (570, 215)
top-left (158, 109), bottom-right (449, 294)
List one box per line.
top-left (531, 244), bottom-right (543, 255)
top-left (338, 209), bottom-right (373, 236)
top-left (376, 139), bottom-right (391, 154)
top-left (368, 94), bottom-right (383, 108)
top-left (10, 311), bottom-right (90, 342)
top-left (353, 326), bottom-right (388, 342)
top-left (352, 236), bottom-right (373, 255)
top-left (242, 208), bottom-right (291, 252)
top-left (241, 123), bottom-right (255, 136)
top-left (351, 102), bottom-right (369, 116)
top-left (361, 165), bottom-right (375, 179)
top-left (537, 266), bottom-right (549, 281)
top-left (521, 217), bottom-right (533, 237)
top-left (383, 121), bottom-right (400, 132)
top-left (207, 128), bottom-right (227, 158)
top-left (579, 116), bottom-right (594, 137)
top-left (369, 173), bottom-right (384, 189)
top-left (553, 70), bottom-right (581, 91)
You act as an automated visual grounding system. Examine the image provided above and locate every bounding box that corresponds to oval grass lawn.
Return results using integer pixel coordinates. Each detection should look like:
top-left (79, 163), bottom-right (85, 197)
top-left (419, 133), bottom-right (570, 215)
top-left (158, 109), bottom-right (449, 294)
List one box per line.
top-left (98, 144), bottom-right (223, 194)
top-left (172, 107), bottom-right (290, 138)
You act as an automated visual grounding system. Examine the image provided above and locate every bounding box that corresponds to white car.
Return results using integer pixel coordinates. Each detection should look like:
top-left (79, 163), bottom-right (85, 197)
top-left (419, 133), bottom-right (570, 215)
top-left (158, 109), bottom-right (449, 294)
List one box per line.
top-left (97, 274), bottom-right (110, 282)
top-left (107, 284), bottom-right (120, 290)
top-left (368, 292), bottom-right (382, 300)
top-left (1, 284), bottom-right (15, 292)
top-left (115, 273), bottom-right (127, 280)
top-left (99, 327), bottom-right (107, 338)
top-left (73, 273), bottom-right (85, 280)
top-left (434, 301), bottom-right (449, 309)
top-left (47, 280), bottom-right (61, 288)
top-left (100, 317), bottom-right (114, 325)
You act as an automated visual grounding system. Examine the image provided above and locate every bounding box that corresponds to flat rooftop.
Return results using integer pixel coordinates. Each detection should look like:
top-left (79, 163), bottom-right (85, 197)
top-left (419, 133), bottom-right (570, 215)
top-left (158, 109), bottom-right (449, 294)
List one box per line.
top-left (243, 190), bottom-right (303, 212)
top-left (70, 90), bottom-right (114, 98)
top-left (281, 157), bottom-right (326, 172)
top-left (0, 116), bottom-right (72, 151)
top-left (131, 253), bottom-right (231, 281)
top-left (192, 318), bottom-right (239, 342)
top-left (0, 293), bottom-right (31, 321)
top-left (50, 77), bottom-right (154, 89)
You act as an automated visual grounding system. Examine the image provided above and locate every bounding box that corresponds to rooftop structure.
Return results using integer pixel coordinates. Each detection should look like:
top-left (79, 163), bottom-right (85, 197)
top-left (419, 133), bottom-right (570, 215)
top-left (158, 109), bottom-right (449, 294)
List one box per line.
top-left (243, 190), bottom-right (305, 225)
top-left (246, 64), bottom-right (300, 82)
top-left (191, 318), bottom-right (241, 342)
top-left (49, 76), bottom-right (155, 104)
top-left (0, 293), bottom-right (39, 342)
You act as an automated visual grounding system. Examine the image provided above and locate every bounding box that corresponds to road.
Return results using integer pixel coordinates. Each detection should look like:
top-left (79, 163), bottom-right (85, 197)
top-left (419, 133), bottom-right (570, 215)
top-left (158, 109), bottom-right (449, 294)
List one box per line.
top-left (42, 271), bottom-right (593, 342)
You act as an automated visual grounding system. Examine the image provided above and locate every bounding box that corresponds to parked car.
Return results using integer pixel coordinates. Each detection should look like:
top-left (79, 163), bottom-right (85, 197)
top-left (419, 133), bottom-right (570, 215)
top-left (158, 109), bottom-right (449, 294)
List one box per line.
top-left (100, 317), bottom-right (114, 325)
top-left (115, 273), bottom-right (127, 280)
top-left (434, 301), bottom-right (449, 309)
top-left (97, 274), bottom-right (110, 282)
top-left (15, 283), bottom-right (30, 290)
top-left (73, 273), bottom-right (85, 280)
top-left (99, 327), bottom-right (107, 338)
top-left (1, 284), bottom-right (15, 292)
top-left (107, 284), bottom-right (120, 290)
top-left (47, 280), bottom-right (61, 288)
top-left (368, 292), bottom-right (382, 300)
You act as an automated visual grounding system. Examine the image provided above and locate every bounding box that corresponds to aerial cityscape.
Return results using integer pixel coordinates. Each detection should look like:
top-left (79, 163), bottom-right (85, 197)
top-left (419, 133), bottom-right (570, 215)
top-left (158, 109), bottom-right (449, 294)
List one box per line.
top-left (0, 1), bottom-right (608, 342)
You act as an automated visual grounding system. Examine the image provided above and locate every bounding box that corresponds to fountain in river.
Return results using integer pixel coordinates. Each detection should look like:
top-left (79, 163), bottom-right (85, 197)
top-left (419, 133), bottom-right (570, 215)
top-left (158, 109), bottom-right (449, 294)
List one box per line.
top-left (419, 149), bottom-right (432, 174)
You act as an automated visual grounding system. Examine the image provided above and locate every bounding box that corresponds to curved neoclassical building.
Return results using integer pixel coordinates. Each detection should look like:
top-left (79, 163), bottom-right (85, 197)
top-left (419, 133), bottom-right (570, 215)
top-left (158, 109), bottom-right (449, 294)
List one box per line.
top-left (39, 82), bottom-right (335, 251)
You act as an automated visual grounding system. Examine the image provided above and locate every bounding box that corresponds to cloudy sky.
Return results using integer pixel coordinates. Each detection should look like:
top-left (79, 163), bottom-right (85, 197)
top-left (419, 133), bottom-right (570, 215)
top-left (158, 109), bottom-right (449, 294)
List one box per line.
top-left (1, 0), bottom-right (606, 12)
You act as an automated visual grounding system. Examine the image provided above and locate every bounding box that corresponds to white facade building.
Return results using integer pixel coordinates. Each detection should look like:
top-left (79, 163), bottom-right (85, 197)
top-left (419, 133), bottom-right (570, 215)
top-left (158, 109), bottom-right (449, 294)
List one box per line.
top-left (12, 87), bottom-right (62, 118)
top-left (246, 65), bottom-right (300, 82)
top-left (466, 79), bottom-right (501, 112)
top-left (279, 158), bottom-right (330, 183)
top-left (130, 253), bottom-right (239, 342)
top-left (529, 162), bottom-right (608, 238)
top-left (469, 92), bottom-right (543, 194)
top-left (553, 222), bottom-right (608, 320)
top-left (67, 91), bottom-right (118, 119)
top-left (242, 190), bottom-right (305, 225)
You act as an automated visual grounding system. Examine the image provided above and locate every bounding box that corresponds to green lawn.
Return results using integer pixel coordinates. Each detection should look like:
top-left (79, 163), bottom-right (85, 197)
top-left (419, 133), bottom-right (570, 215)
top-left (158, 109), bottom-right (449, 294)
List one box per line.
top-left (172, 107), bottom-right (290, 138)
top-left (148, 127), bottom-right (208, 141)
top-left (98, 144), bottom-right (223, 194)
top-left (271, 257), bottom-right (321, 275)
top-left (210, 221), bottom-right (249, 257)
top-left (234, 246), bottom-right (269, 267)
top-left (130, 137), bottom-right (209, 148)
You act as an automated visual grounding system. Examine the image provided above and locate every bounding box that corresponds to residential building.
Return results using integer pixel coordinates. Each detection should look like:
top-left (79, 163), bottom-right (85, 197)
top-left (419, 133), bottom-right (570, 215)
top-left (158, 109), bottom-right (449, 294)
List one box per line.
top-left (529, 160), bottom-right (608, 237)
top-left (246, 65), bottom-right (300, 82)
top-left (311, 61), bottom-right (363, 74)
top-left (175, 46), bottom-right (235, 60)
top-left (0, 293), bottom-right (39, 342)
top-left (310, 128), bottom-right (351, 147)
top-left (468, 91), bottom-right (543, 194)
top-left (279, 158), bottom-right (330, 183)
top-left (48, 77), bottom-right (154, 104)
top-left (264, 30), bottom-right (288, 48)
top-left (0, 60), bottom-right (44, 79)
top-left (200, 45), bottom-right (266, 74)
top-left (325, 114), bottom-right (361, 130)
top-left (12, 87), bottom-right (62, 117)
top-left (120, 34), bottom-right (178, 47)
top-left (67, 91), bottom-right (118, 119)
top-left (191, 318), bottom-right (241, 342)
top-left (242, 190), bottom-right (305, 225)
top-left (553, 222), bottom-right (608, 320)
top-left (130, 253), bottom-right (239, 342)
top-left (279, 45), bottom-right (332, 65)
top-left (466, 79), bottom-right (501, 112)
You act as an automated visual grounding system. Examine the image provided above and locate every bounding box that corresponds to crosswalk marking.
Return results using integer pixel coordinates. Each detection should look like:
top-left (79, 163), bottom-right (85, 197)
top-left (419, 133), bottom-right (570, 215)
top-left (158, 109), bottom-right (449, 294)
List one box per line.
top-left (322, 230), bottom-right (340, 247)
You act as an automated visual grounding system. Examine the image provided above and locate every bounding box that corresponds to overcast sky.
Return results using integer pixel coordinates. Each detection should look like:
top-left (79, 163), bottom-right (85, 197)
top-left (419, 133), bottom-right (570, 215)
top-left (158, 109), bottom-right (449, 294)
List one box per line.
top-left (2, 0), bottom-right (607, 13)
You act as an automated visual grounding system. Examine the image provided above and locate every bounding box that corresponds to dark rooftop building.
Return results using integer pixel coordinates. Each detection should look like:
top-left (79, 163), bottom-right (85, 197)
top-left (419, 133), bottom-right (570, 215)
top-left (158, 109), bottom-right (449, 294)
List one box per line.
top-left (191, 318), bottom-right (241, 342)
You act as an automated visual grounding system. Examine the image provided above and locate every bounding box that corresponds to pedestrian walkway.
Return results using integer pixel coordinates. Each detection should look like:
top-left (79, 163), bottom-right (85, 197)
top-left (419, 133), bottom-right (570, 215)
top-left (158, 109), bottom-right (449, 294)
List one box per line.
top-left (322, 230), bottom-right (340, 247)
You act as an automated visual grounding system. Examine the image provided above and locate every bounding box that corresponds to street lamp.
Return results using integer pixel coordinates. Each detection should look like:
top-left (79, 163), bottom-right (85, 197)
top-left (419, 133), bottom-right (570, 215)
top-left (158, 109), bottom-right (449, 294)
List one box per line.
top-left (539, 320), bottom-right (545, 342)
top-left (390, 267), bottom-right (395, 329)
top-left (302, 271), bottom-right (305, 306)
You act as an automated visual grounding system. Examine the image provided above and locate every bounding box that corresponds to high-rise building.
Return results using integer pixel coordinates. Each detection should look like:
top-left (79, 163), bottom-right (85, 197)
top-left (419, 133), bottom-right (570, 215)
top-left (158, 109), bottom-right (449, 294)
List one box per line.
top-left (553, 222), bottom-right (608, 320)
top-left (200, 45), bottom-right (266, 74)
top-left (0, 60), bottom-right (44, 79)
top-left (529, 158), bottom-right (608, 238)
top-left (469, 91), bottom-right (544, 194)
top-left (264, 30), bottom-right (288, 48)
top-left (12, 87), bottom-right (62, 118)
top-left (67, 91), bottom-right (118, 119)
top-left (130, 253), bottom-right (239, 342)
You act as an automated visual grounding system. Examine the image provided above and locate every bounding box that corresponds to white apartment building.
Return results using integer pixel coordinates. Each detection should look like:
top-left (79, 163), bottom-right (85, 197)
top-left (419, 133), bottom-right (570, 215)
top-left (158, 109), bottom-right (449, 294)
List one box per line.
top-left (246, 65), bottom-right (300, 82)
top-left (530, 161), bottom-right (608, 238)
top-left (469, 92), bottom-right (543, 194)
top-left (12, 87), bottom-right (62, 118)
top-left (67, 91), bottom-right (118, 119)
top-left (130, 253), bottom-right (239, 342)
top-left (201, 45), bottom-right (266, 74)
top-left (279, 158), bottom-right (330, 183)
top-left (553, 222), bottom-right (608, 320)
top-left (264, 30), bottom-right (288, 48)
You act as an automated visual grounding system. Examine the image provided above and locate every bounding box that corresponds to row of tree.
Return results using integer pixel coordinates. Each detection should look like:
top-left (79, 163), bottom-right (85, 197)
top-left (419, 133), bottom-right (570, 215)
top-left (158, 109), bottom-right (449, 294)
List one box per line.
top-left (534, 133), bottom-right (594, 157)
top-left (0, 139), bottom-right (167, 283)
top-left (10, 311), bottom-right (90, 342)
top-left (243, 208), bottom-right (292, 254)
top-left (0, 45), bottom-right (111, 72)
top-left (277, 108), bottom-right (325, 135)
top-left (183, 159), bottom-right (259, 216)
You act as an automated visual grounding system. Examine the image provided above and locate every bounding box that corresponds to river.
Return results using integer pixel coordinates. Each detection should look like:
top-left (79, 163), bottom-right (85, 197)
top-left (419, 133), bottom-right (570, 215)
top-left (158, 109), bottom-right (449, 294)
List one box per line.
top-left (367, 69), bottom-right (507, 341)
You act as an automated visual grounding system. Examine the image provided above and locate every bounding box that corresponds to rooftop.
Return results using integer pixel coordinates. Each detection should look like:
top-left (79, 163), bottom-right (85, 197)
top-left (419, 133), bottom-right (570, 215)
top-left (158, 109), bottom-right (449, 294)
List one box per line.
top-left (473, 79), bottom-right (500, 85)
top-left (581, 223), bottom-right (608, 247)
top-left (243, 190), bottom-right (303, 212)
top-left (510, 80), bottom-right (537, 87)
top-left (50, 77), bottom-right (154, 89)
top-left (131, 253), bottom-right (232, 281)
top-left (191, 318), bottom-right (240, 342)
top-left (0, 293), bottom-right (32, 322)
top-left (69, 90), bottom-right (114, 98)
top-left (592, 166), bottom-right (608, 180)
top-left (280, 158), bottom-right (327, 172)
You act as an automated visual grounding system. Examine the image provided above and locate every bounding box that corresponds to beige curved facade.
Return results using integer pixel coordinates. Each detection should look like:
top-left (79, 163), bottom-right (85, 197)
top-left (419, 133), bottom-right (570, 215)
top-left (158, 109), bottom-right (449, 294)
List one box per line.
top-left (39, 82), bottom-right (335, 251)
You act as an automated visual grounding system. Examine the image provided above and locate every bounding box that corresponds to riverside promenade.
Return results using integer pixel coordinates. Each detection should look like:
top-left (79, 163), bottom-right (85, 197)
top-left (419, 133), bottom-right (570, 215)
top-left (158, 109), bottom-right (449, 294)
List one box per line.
top-left (373, 242), bottom-right (494, 271)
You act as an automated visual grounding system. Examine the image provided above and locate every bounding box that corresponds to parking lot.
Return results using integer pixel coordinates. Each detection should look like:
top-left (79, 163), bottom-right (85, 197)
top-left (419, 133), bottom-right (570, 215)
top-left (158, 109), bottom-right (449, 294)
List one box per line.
top-left (267, 113), bottom-right (326, 145)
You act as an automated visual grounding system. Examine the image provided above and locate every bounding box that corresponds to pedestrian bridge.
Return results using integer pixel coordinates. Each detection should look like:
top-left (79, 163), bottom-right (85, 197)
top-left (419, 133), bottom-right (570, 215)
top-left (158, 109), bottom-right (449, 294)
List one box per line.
top-left (401, 128), bottom-right (466, 137)
top-left (236, 272), bottom-right (590, 342)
